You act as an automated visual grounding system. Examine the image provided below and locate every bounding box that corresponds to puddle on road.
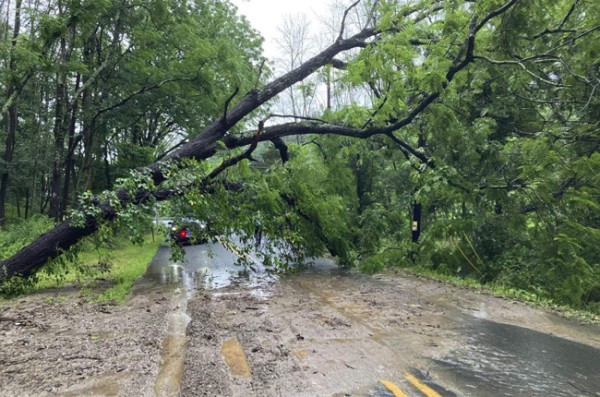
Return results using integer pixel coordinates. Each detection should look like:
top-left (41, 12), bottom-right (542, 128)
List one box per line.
top-left (145, 243), bottom-right (276, 294)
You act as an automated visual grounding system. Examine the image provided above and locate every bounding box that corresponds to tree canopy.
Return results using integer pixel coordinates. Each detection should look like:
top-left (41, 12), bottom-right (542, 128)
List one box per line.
top-left (0, 0), bottom-right (598, 308)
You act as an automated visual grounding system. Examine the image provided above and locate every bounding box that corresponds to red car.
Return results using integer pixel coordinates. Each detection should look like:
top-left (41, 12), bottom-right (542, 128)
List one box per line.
top-left (167, 218), bottom-right (208, 245)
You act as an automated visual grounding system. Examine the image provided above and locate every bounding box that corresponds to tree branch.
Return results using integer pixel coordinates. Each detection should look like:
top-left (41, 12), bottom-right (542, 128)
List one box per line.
top-left (533, 0), bottom-right (579, 39)
top-left (207, 120), bottom-right (264, 180)
top-left (337, 0), bottom-right (361, 42)
top-left (474, 0), bottom-right (520, 33)
top-left (473, 55), bottom-right (568, 87)
top-left (221, 86), bottom-right (240, 126)
top-left (268, 113), bottom-right (331, 124)
top-left (271, 138), bottom-right (289, 164)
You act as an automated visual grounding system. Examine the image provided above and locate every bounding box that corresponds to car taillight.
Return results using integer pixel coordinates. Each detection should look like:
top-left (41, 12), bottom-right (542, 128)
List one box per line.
top-left (179, 229), bottom-right (187, 238)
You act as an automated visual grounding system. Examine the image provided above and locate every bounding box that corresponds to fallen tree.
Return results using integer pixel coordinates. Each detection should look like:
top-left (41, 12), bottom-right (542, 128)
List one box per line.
top-left (0, 0), bottom-right (522, 282)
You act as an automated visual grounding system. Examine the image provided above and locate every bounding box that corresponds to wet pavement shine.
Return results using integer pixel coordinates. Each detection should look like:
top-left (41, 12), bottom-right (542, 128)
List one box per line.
top-left (432, 317), bottom-right (600, 396)
top-left (145, 242), bottom-right (275, 397)
top-left (145, 241), bottom-right (275, 293)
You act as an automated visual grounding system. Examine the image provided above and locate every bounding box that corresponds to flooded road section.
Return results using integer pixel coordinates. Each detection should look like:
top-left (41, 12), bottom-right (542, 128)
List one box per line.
top-left (144, 243), bottom-right (600, 397)
top-left (145, 241), bottom-right (275, 292)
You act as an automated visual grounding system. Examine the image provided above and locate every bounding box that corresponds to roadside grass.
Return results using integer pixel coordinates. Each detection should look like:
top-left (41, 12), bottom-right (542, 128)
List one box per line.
top-left (398, 265), bottom-right (600, 323)
top-left (32, 234), bottom-right (162, 303)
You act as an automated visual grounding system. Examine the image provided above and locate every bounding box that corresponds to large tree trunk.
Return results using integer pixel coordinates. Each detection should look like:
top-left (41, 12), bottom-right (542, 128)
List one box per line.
top-left (0, 215), bottom-right (100, 280)
top-left (48, 71), bottom-right (67, 220)
top-left (49, 9), bottom-right (80, 220)
top-left (0, 93), bottom-right (18, 223)
top-left (48, 31), bottom-right (69, 221)
top-left (60, 74), bottom-right (81, 219)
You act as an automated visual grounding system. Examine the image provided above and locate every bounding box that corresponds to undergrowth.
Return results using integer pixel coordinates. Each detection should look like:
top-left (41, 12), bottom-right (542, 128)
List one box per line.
top-left (0, 216), bottom-right (161, 303)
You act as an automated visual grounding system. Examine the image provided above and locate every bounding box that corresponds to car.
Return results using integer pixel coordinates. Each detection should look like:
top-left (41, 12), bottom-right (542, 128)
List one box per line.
top-left (158, 217), bottom-right (208, 245)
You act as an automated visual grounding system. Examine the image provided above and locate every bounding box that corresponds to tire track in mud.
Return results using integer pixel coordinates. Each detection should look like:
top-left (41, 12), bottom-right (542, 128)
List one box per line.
top-left (180, 288), bottom-right (303, 397)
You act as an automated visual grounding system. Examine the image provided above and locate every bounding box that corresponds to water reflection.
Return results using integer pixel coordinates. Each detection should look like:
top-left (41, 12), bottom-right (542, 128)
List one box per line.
top-left (144, 240), bottom-right (277, 295)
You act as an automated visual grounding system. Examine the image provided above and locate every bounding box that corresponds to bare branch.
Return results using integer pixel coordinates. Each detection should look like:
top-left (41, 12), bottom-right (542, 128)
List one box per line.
top-left (223, 120), bottom-right (432, 166)
top-left (570, 24), bottom-right (600, 43)
top-left (222, 86), bottom-right (240, 126)
top-left (474, 0), bottom-right (520, 33)
top-left (92, 73), bottom-right (205, 124)
top-left (271, 138), bottom-right (289, 164)
top-left (269, 113), bottom-right (331, 124)
top-left (364, 0), bottom-right (381, 28)
top-left (337, 0), bottom-right (361, 42)
top-left (385, 132), bottom-right (428, 165)
top-left (473, 55), bottom-right (568, 87)
top-left (581, 82), bottom-right (599, 112)
top-left (207, 119), bottom-right (264, 180)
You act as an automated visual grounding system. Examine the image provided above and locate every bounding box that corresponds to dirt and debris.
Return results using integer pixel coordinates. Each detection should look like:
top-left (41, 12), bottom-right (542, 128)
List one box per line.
top-left (179, 269), bottom-right (600, 396)
top-left (0, 282), bottom-right (171, 397)
top-left (1, 268), bottom-right (599, 397)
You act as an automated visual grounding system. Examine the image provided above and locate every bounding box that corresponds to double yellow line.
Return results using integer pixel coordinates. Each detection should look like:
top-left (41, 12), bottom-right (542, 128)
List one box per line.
top-left (381, 373), bottom-right (442, 397)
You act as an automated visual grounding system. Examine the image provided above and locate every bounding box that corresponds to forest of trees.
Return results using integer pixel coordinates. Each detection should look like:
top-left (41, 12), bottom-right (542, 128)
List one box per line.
top-left (0, 0), bottom-right (598, 309)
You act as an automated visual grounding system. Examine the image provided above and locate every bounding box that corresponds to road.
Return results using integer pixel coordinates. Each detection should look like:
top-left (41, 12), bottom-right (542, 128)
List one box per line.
top-left (146, 242), bottom-right (600, 397)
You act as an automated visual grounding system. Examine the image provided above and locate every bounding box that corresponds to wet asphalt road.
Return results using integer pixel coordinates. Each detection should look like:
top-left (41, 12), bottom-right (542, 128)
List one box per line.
top-left (145, 242), bottom-right (600, 397)
top-left (431, 317), bottom-right (600, 396)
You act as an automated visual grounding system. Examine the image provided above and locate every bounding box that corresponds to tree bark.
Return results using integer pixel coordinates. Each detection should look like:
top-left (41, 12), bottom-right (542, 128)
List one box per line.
top-left (48, 31), bottom-right (69, 221)
top-left (60, 74), bottom-right (81, 220)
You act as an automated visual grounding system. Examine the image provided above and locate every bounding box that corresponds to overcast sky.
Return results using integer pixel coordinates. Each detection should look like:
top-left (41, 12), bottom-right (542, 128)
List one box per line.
top-left (231, 0), bottom-right (332, 59)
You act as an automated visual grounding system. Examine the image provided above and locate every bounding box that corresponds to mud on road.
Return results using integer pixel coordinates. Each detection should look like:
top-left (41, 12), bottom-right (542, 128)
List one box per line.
top-left (180, 267), bottom-right (600, 396)
top-left (1, 265), bottom-right (599, 397)
top-left (0, 283), bottom-right (172, 396)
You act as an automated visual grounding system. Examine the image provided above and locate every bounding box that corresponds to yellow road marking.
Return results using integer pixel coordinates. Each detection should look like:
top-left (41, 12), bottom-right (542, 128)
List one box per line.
top-left (221, 337), bottom-right (252, 378)
top-left (380, 380), bottom-right (409, 397)
top-left (405, 372), bottom-right (442, 397)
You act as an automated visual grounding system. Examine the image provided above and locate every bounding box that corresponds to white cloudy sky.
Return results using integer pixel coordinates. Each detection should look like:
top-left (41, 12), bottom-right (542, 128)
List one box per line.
top-left (231, 0), bottom-right (333, 59)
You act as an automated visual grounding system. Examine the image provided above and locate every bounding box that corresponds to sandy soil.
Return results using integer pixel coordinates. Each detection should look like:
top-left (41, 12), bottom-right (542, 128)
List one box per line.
top-left (1, 268), bottom-right (599, 397)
